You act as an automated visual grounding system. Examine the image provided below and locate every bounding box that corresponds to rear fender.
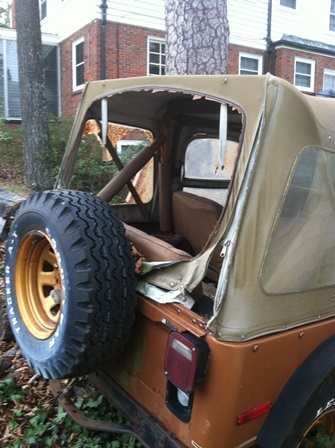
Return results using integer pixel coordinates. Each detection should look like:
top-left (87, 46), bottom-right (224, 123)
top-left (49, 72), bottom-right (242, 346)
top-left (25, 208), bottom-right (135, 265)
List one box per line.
top-left (255, 334), bottom-right (335, 447)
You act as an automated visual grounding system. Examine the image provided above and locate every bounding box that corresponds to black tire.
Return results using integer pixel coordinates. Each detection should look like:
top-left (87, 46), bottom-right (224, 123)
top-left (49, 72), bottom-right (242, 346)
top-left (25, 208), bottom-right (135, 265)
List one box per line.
top-left (282, 370), bottom-right (335, 447)
top-left (4, 189), bottom-right (137, 379)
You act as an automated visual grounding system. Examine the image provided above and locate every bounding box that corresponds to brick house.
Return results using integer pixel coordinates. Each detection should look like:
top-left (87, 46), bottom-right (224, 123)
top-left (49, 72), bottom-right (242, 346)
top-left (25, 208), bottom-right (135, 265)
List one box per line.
top-left (4, 0), bottom-right (335, 119)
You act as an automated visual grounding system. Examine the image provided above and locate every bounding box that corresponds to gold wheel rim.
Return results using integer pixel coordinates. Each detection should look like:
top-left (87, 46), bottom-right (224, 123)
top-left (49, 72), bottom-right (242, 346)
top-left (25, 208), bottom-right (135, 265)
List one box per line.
top-left (15, 230), bottom-right (64, 340)
top-left (298, 409), bottom-right (335, 447)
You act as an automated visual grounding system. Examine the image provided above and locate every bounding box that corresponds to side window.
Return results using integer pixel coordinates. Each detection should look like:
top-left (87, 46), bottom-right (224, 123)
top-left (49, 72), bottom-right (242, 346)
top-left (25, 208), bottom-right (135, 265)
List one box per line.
top-left (262, 147), bottom-right (335, 293)
top-left (280, 0), bottom-right (296, 8)
top-left (183, 138), bottom-right (238, 206)
top-left (239, 53), bottom-right (263, 75)
top-left (147, 37), bottom-right (166, 76)
top-left (323, 68), bottom-right (335, 91)
top-left (330, 0), bottom-right (335, 31)
top-left (294, 57), bottom-right (315, 92)
top-left (72, 37), bottom-right (84, 91)
top-left (40, 0), bottom-right (47, 20)
top-left (70, 120), bottom-right (153, 205)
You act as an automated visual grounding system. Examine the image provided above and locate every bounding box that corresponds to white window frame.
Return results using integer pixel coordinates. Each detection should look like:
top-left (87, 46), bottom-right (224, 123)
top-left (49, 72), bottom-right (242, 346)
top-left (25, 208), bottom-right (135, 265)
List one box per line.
top-left (116, 140), bottom-right (144, 154)
top-left (323, 68), bottom-right (335, 91)
top-left (40, 0), bottom-right (47, 21)
top-left (330, 0), bottom-right (335, 31)
top-left (294, 57), bottom-right (315, 92)
top-left (147, 37), bottom-right (165, 76)
top-left (72, 37), bottom-right (85, 92)
top-left (238, 52), bottom-right (263, 75)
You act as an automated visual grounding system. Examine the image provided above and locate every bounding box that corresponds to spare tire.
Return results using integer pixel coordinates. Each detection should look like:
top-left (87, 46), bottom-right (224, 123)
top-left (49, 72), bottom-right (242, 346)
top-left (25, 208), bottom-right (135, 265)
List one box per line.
top-left (4, 189), bottom-right (137, 379)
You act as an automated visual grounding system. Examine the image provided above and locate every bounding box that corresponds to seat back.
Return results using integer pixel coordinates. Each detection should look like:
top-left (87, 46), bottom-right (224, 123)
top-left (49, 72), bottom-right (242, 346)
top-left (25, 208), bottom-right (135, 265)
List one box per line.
top-left (172, 191), bottom-right (223, 281)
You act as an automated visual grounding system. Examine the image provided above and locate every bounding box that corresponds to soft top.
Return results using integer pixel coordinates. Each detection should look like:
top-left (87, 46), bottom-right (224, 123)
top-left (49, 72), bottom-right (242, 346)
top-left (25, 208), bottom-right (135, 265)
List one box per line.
top-left (57, 74), bottom-right (335, 341)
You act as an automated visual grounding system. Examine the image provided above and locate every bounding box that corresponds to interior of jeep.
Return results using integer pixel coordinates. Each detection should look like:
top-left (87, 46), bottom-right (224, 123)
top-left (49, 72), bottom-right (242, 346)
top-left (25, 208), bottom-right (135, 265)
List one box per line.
top-left (68, 90), bottom-right (244, 316)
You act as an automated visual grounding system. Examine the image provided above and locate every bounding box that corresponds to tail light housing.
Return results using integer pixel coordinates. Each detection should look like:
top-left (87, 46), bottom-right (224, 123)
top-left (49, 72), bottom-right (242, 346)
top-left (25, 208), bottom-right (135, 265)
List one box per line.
top-left (164, 332), bottom-right (210, 422)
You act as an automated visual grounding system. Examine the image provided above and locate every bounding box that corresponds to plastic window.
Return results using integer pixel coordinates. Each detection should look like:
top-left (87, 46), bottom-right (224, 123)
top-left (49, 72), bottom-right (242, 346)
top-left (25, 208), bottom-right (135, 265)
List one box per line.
top-left (262, 146), bottom-right (335, 293)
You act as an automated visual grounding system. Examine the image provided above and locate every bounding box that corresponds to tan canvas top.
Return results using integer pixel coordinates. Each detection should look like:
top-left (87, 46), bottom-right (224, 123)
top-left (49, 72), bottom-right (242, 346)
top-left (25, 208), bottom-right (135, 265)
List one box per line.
top-left (57, 74), bottom-right (335, 341)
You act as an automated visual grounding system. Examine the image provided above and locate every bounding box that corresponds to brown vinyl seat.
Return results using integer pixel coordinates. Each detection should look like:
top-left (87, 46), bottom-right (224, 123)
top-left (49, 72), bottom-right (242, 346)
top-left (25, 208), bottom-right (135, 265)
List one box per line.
top-left (172, 191), bottom-right (223, 281)
top-left (123, 192), bottom-right (223, 282)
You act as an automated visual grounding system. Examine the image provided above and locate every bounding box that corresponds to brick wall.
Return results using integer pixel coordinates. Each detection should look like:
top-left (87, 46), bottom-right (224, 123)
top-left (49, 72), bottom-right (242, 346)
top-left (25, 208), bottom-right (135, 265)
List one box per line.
top-left (274, 48), bottom-right (335, 93)
top-left (61, 21), bottom-right (335, 116)
top-left (60, 20), bottom-right (164, 116)
top-left (228, 43), bottom-right (335, 93)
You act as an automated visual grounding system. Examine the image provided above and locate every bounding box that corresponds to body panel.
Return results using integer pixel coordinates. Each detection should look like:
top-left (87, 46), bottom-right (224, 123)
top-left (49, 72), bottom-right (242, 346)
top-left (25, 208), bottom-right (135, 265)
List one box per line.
top-left (105, 296), bottom-right (335, 448)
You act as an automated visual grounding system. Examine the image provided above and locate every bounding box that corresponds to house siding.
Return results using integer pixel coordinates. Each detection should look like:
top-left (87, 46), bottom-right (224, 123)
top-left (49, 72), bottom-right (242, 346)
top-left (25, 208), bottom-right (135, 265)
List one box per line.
top-left (97, 0), bottom-right (165, 31)
top-left (9, 0), bottom-right (335, 116)
top-left (271, 0), bottom-right (335, 45)
top-left (227, 0), bottom-right (268, 50)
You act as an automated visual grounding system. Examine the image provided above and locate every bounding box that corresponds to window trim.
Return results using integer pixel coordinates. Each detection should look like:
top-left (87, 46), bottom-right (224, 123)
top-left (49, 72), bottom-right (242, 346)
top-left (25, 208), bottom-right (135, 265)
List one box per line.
top-left (238, 52), bottom-right (263, 75)
top-left (72, 37), bottom-right (85, 92)
top-left (294, 57), bottom-right (315, 92)
top-left (147, 36), bottom-right (166, 76)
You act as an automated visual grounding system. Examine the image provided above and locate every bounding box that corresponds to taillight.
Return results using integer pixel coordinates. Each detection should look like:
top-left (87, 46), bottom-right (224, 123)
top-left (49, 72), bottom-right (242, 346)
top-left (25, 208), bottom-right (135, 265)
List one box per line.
top-left (164, 332), bottom-right (210, 422)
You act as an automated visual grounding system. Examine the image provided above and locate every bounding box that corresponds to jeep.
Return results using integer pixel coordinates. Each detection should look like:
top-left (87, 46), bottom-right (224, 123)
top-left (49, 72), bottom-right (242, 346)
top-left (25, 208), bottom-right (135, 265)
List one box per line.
top-left (3, 74), bottom-right (335, 448)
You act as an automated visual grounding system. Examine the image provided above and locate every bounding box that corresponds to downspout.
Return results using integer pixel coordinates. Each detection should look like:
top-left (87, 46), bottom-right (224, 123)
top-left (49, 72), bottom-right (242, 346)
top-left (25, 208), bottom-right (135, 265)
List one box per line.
top-left (264, 0), bottom-right (274, 74)
top-left (100, 0), bottom-right (108, 80)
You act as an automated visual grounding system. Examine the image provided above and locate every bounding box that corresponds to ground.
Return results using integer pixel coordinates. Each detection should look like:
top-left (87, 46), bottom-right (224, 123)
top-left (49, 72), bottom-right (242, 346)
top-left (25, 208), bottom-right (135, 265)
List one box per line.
top-left (0, 158), bottom-right (54, 445)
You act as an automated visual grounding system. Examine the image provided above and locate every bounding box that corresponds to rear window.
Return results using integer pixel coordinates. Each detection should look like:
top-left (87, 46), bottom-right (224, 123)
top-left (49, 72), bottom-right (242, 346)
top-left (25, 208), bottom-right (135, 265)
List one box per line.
top-left (183, 138), bottom-right (238, 206)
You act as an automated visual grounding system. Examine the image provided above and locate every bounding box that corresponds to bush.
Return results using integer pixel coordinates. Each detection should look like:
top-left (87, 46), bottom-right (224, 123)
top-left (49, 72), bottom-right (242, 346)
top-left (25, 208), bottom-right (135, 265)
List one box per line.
top-left (0, 116), bottom-right (145, 199)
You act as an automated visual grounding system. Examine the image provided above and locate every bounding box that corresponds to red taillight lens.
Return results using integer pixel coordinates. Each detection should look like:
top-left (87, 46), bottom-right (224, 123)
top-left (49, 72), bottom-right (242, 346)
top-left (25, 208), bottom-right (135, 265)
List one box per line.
top-left (237, 401), bottom-right (272, 425)
top-left (164, 332), bottom-right (209, 393)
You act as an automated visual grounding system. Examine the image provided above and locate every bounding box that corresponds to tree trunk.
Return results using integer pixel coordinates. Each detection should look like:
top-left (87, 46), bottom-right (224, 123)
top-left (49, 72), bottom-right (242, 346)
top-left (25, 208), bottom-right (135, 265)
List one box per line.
top-left (165, 0), bottom-right (230, 75)
top-left (15, 0), bottom-right (51, 190)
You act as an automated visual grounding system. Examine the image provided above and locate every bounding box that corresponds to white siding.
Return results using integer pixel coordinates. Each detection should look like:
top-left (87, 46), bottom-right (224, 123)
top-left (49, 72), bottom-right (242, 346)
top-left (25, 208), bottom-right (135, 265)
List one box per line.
top-left (99, 0), bottom-right (165, 31)
top-left (227, 0), bottom-right (268, 50)
top-left (271, 0), bottom-right (335, 47)
top-left (40, 0), bottom-right (335, 50)
top-left (41, 0), bottom-right (165, 40)
top-left (41, 0), bottom-right (97, 41)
